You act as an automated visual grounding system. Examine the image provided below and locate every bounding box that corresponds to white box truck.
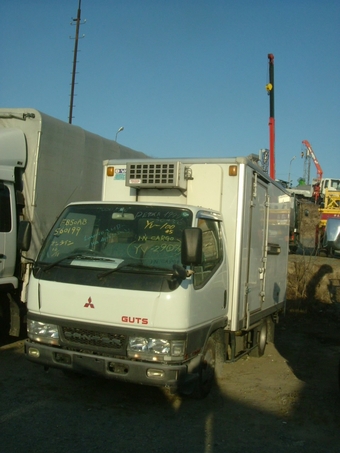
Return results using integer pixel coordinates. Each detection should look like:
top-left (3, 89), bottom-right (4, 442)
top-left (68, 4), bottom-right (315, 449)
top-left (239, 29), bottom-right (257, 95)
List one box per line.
top-left (25, 156), bottom-right (291, 397)
top-left (0, 108), bottom-right (145, 339)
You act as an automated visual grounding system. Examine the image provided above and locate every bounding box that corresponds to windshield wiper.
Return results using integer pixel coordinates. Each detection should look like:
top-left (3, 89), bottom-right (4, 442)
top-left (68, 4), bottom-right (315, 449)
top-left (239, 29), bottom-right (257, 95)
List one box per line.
top-left (39, 254), bottom-right (81, 271)
top-left (97, 262), bottom-right (175, 279)
top-left (41, 254), bottom-right (112, 271)
top-left (97, 262), bottom-right (140, 279)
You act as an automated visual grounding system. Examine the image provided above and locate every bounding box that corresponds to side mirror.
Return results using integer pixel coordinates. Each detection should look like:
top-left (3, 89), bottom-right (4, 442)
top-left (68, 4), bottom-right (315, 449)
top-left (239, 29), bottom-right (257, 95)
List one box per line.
top-left (18, 221), bottom-right (32, 252)
top-left (181, 228), bottom-right (202, 266)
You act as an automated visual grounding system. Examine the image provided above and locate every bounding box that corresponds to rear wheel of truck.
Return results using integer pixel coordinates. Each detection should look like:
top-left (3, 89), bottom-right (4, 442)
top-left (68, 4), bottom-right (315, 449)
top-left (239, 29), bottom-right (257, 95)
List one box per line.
top-left (249, 320), bottom-right (267, 357)
top-left (266, 316), bottom-right (276, 343)
top-left (181, 337), bottom-right (216, 399)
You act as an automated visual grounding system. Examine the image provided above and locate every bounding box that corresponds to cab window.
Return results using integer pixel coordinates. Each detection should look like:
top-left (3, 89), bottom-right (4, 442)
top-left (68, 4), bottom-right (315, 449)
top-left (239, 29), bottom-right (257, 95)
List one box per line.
top-left (193, 218), bottom-right (223, 288)
top-left (0, 184), bottom-right (11, 232)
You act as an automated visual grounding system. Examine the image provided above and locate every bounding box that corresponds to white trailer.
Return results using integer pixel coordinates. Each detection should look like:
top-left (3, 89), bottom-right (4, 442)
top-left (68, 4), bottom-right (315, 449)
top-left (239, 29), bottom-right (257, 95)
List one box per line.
top-left (25, 156), bottom-right (291, 397)
top-left (0, 108), bottom-right (145, 339)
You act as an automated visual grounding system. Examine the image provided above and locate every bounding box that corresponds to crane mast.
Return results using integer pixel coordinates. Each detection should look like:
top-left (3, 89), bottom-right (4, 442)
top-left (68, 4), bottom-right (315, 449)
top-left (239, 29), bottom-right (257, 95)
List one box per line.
top-left (266, 54), bottom-right (275, 180)
top-left (302, 140), bottom-right (323, 183)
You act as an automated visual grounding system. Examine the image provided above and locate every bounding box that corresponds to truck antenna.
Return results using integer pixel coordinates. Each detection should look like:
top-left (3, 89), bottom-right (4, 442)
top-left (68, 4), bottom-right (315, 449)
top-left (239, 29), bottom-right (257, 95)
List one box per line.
top-left (68, 0), bottom-right (86, 124)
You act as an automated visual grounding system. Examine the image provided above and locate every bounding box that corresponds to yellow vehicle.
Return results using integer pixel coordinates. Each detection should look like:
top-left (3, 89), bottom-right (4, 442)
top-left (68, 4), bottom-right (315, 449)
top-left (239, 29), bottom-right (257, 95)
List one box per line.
top-left (316, 189), bottom-right (340, 255)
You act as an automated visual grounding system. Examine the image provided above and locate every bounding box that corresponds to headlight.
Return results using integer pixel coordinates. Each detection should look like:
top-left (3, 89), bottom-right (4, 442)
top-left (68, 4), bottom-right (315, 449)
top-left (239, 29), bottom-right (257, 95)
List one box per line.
top-left (128, 337), bottom-right (185, 361)
top-left (27, 319), bottom-right (60, 346)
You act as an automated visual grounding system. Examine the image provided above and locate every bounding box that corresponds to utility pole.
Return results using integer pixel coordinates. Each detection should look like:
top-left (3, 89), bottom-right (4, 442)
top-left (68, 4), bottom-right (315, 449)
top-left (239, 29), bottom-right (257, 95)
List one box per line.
top-left (266, 54), bottom-right (275, 180)
top-left (68, 0), bottom-right (85, 124)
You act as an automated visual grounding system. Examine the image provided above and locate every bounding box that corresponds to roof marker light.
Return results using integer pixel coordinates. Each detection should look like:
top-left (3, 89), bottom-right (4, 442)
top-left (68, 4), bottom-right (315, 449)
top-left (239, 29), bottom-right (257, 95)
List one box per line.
top-left (107, 166), bottom-right (114, 177)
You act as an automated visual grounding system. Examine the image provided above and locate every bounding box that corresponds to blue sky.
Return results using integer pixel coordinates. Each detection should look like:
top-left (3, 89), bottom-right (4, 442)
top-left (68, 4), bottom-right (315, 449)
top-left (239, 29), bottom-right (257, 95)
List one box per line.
top-left (1, 0), bottom-right (339, 185)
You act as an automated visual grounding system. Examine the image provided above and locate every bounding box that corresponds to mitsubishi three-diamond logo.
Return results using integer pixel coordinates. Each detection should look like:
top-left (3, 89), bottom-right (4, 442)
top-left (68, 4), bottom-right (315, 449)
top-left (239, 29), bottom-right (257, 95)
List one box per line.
top-left (84, 297), bottom-right (95, 308)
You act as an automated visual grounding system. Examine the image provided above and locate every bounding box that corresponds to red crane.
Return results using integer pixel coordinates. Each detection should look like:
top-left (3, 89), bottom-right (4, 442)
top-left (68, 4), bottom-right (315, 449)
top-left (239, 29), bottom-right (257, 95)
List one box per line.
top-left (301, 140), bottom-right (323, 181)
top-left (302, 140), bottom-right (323, 202)
top-left (266, 54), bottom-right (275, 179)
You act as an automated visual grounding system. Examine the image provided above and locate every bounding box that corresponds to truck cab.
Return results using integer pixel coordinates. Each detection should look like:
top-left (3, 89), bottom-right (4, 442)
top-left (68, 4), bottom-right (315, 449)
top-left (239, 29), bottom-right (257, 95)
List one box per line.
top-left (26, 201), bottom-right (227, 397)
top-left (0, 128), bottom-right (26, 292)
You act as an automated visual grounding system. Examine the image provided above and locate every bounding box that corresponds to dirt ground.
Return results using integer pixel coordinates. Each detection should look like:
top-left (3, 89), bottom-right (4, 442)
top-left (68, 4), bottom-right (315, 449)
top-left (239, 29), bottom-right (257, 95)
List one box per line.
top-left (1, 203), bottom-right (340, 452)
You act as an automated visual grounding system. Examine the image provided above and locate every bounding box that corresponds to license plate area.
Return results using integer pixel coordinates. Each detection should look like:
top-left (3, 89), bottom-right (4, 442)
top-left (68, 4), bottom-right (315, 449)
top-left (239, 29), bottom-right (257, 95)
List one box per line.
top-left (73, 354), bottom-right (105, 374)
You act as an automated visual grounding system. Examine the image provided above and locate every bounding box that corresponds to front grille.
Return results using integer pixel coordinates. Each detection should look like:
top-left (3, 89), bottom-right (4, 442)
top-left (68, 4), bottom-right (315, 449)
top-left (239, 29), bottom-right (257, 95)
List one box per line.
top-left (62, 326), bottom-right (125, 350)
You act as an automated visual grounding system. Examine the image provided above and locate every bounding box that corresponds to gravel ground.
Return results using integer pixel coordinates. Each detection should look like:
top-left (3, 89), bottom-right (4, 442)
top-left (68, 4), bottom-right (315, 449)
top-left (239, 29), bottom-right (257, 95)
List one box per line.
top-left (1, 284), bottom-right (340, 453)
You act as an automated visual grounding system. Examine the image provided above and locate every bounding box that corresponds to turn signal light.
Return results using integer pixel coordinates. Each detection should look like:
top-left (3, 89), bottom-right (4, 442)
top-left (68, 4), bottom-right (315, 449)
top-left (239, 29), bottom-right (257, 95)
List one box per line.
top-left (146, 369), bottom-right (164, 379)
top-left (28, 347), bottom-right (40, 358)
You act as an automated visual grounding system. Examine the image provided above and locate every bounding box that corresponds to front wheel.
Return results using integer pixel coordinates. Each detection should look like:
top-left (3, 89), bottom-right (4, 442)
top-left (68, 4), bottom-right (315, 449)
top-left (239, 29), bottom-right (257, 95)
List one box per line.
top-left (181, 337), bottom-right (216, 399)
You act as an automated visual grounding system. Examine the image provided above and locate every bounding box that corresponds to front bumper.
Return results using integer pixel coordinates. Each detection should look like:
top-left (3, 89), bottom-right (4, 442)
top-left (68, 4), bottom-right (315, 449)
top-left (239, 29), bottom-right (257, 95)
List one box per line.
top-left (25, 340), bottom-right (194, 391)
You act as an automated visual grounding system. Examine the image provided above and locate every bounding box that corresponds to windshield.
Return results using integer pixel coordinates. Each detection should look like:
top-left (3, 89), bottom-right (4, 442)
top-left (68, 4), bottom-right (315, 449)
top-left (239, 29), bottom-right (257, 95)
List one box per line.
top-left (38, 204), bottom-right (193, 271)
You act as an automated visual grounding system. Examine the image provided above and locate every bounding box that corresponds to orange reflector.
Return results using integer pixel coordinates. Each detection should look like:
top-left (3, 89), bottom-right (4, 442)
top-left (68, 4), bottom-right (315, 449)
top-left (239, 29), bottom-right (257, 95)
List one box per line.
top-left (229, 165), bottom-right (237, 176)
top-left (107, 166), bottom-right (114, 177)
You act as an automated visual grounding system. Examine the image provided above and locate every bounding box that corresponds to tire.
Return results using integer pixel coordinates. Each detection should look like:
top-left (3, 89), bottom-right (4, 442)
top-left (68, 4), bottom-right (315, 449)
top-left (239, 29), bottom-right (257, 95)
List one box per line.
top-left (0, 295), bottom-right (11, 344)
top-left (181, 337), bottom-right (216, 399)
top-left (266, 316), bottom-right (276, 343)
top-left (249, 321), bottom-right (267, 357)
top-left (213, 330), bottom-right (226, 379)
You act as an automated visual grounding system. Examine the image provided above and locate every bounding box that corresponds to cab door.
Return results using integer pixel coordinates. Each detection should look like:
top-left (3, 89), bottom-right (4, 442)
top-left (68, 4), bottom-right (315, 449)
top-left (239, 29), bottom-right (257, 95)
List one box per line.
top-left (0, 182), bottom-right (17, 284)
